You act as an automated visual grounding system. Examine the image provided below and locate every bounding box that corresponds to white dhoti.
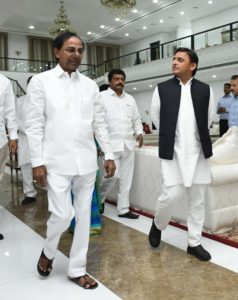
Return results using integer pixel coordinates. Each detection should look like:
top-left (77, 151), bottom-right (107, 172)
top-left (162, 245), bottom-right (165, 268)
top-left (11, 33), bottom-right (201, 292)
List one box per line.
top-left (100, 146), bottom-right (135, 215)
top-left (43, 171), bottom-right (96, 277)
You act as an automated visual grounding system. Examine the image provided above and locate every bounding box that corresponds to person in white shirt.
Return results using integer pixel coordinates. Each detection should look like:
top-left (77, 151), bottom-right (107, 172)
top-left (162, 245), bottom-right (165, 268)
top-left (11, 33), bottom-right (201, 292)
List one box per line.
top-left (100, 69), bottom-right (143, 219)
top-left (25, 32), bottom-right (116, 289)
top-left (16, 76), bottom-right (37, 205)
top-left (0, 74), bottom-right (18, 240)
top-left (150, 47), bottom-right (215, 261)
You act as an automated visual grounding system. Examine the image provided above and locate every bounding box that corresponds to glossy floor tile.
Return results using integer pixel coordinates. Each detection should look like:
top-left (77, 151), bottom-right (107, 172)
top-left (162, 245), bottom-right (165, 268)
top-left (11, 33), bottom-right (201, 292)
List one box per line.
top-left (1, 174), bottom-right (238, 300)
top-left (0, 207), bottom-right (120, 300)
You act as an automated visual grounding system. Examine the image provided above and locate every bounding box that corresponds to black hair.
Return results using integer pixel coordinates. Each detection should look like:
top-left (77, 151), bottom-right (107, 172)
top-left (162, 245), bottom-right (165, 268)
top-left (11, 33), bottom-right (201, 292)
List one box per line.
top-left (108, 69), bottom-right (126, 81)
top-left (224, 83), bottom-right (231, 87)
top-left (175, 47), bottom-right (199, 76)
top-left (99, 84), bottom-right (109, 92)
top-left (52, 31), bottom-right (84, 50)
top-left (231, 75), bottom-right (238, 81)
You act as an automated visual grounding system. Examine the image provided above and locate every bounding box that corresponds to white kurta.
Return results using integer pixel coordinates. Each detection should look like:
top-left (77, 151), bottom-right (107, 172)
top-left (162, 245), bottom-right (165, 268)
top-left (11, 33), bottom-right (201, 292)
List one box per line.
top-left (16, 95), bottom-right (31, 166)
top-left (0, 74), bottom-right (18, 149)
top-left (151, 78), bottom-right (215, 187)
top-left (100, 87), bottom-right (143, 152)
top-left (25, 64), bottom-right (113, 175)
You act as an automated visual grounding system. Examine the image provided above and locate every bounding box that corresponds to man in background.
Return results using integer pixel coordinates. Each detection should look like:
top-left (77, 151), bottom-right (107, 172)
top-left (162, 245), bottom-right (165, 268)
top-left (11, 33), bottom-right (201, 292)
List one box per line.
top-left (100, 69), bottom-right (143, 219)
top-left (229, 75), bottom-right (238, 127)
top-left (0, 74), bottom-right (18, 240)
top-left (217, 83), bottom-right (233, 136)
top-left (16, 76), bottom-right (37, 205)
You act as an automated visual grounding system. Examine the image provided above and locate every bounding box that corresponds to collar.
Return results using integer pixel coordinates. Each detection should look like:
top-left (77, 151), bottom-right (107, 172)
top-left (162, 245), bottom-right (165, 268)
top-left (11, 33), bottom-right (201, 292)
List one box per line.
top-left (108, 87), bottom-right (125, 97)
top-left (177, 76), bottom-right (193, 86)
top-left (54, 64), bottom-right (80, 79)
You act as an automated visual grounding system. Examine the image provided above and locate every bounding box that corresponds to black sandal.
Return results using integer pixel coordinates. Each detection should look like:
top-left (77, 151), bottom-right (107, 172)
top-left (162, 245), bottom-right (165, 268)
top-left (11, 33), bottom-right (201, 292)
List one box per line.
top-left (37, 250), bottom-right (54, 277)
top-left (69, 274), bottom-right (98, 289)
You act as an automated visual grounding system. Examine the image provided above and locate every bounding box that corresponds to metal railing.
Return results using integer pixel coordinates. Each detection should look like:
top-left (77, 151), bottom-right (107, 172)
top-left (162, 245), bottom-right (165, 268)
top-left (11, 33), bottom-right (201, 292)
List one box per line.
top-left (82, 20), bottom-right (238, 78)
top-left (7, 77), bottom-right (25, 97)
top-left (0, 20), bottom-right (237, 79)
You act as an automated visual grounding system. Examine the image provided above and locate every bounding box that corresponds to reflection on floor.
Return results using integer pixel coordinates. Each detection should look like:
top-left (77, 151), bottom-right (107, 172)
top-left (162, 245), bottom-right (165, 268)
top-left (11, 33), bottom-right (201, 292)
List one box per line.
top-left (1, 174), bottom-right (238, 300)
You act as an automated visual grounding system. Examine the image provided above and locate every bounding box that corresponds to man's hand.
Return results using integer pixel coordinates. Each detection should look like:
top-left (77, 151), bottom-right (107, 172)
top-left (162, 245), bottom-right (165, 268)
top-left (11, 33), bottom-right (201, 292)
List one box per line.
top-left (8, 139), bottom-right (18, 155)
top-left (136, 134), bottom-right (143, 148)
top-left (104, 160), bottom-right (116, 178)
top-left (217, 107), bottom-right (226, 113)
top-left (33, 165), bottom-right (47, 188)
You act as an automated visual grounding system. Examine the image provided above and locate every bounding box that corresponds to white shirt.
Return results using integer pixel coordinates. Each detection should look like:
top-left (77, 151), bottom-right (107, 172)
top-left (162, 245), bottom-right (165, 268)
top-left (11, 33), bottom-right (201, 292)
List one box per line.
top-left (16, 95), bottom-right (31, 166)
top-left (25, 64), bottom-right (113, 175)
top-left (0, 74), bottom-right (18, 148)
top-left (151, 78), bottom-right (215, 187)
top-left (100, 87), bottom-right (143, 152)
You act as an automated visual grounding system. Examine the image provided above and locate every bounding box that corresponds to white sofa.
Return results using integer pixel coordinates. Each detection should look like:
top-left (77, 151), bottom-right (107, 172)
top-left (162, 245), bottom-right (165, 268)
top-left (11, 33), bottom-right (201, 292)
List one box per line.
top-left (103, 129), bottom-right (238, 232)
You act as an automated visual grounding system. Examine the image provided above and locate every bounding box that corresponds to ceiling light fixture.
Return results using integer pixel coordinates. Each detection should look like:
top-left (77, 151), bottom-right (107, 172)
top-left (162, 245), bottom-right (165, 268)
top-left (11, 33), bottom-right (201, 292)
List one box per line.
top-left (48, 1), bottom-right (76, 37)
top-left (100, 0), bottom-right (136, 17)
top-left (142, 26), bottom-right (147, 30)
top-left (180, 11), bottom-right (184, 15)
top-left (208, 0), bottom-right (213, 4)
top-left (29, 25), bottom-right (35, 29)
top-left (159, 19), bottom-right (164, 23)
top-left (153, 0), bottom-right (159, 3)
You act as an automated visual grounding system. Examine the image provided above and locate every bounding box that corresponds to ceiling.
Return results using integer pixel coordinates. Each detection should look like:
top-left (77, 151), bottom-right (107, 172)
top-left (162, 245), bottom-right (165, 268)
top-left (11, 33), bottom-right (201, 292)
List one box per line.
top-left (0, 0), bottom-right (238, 45)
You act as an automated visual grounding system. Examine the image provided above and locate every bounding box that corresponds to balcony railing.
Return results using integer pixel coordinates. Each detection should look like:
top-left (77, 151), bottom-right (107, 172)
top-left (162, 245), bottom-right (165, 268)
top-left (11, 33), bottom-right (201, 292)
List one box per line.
top-left (0, 20), bottom-right (237, 79)
top-left (83, 20), bottom-right (238, 78)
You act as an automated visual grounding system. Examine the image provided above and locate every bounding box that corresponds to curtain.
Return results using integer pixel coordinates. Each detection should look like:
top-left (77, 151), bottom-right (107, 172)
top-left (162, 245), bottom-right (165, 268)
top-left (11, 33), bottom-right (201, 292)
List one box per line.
top-left (28, 36), bottom-right (55, 72)
top-left (0, 32), bottom-right (8, 71)
top-left (87, 43), bottom-right (120, 76)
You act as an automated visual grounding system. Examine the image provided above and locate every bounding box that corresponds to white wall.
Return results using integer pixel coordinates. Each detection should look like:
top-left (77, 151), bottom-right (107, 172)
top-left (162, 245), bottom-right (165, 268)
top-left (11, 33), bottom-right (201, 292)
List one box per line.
top-left (8, 33), bottom-right (28, 59)
top-left (120, 32), bottom-right (174, 56)
top-left (192, 7), bottom-right (238, 34)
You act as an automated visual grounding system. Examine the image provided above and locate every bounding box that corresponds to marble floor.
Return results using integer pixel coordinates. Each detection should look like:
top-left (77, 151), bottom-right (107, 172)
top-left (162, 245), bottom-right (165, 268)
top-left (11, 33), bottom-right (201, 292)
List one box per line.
top-left (1, 174), bottom-right (238, 300)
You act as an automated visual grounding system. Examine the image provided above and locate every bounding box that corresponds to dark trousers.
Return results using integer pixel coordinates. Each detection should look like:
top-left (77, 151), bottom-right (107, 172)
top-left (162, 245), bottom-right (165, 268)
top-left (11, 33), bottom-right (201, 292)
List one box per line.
top-left (219, 119), bottom-right (229, 137)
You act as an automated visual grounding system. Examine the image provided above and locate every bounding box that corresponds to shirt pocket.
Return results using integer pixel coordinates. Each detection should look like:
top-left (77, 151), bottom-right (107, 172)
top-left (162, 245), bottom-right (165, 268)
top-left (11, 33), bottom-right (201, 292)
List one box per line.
top-left (125, 104), bottom-right (133, 119)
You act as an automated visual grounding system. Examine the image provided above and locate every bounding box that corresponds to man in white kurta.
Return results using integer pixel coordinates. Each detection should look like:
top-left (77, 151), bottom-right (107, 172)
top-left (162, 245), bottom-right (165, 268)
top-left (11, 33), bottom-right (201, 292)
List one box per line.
top-left (0, 74), bottom-right (18, 240)
top-left (149, 48), bottom-right (215, 261)
top-left (100, 69), bottom-right (143, 218)
top-left (25, 32), bottom-right (115, 289)
top-left (16, 76), bottom-right (37, 205)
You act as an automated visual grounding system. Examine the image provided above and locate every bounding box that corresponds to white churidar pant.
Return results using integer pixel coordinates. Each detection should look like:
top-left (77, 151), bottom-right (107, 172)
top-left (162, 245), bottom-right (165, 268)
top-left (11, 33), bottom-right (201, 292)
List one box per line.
top-left (100, 146), bottom-right (135, 215)
top-left (154, 183), bottom-right (207, 247)
top-left (43, 171), bottom-right (96, 277)
top-left (20, 164), bottom-right (37, 197)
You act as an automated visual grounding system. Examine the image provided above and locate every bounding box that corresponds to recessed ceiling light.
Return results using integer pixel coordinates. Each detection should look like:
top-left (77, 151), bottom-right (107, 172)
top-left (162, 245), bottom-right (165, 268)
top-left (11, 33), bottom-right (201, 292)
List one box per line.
top-left (115, 17), bottom-right (120, 21)
top-left (192, 6), bottom-right (199, 9)
top-left (133, 87), bottom-right (137, 90)
top-left (153, 0), bottom-right (159, 3)
top-left (208, 0), bottom-right (213, 4)
top-left (87, 31), bottom-right (92, 35)
top-left (159, 19), bottom-right (164, 23)
top-left (149, 85), bottom-right (153, 88)
top-left (100, 25), bottom-right (105, 29)
top-left (29, 25), bottom-right (35, 29)
top-left (180, 11), bottom-right (185, 15)
top-left (142, 26), bottom-right (147, 30)
top-left (125, 33), bottom-right (129, 36)
top-left (132, 9), bottom-right (138, 13)
top-left (212, 75), bottom-right (217, 78)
